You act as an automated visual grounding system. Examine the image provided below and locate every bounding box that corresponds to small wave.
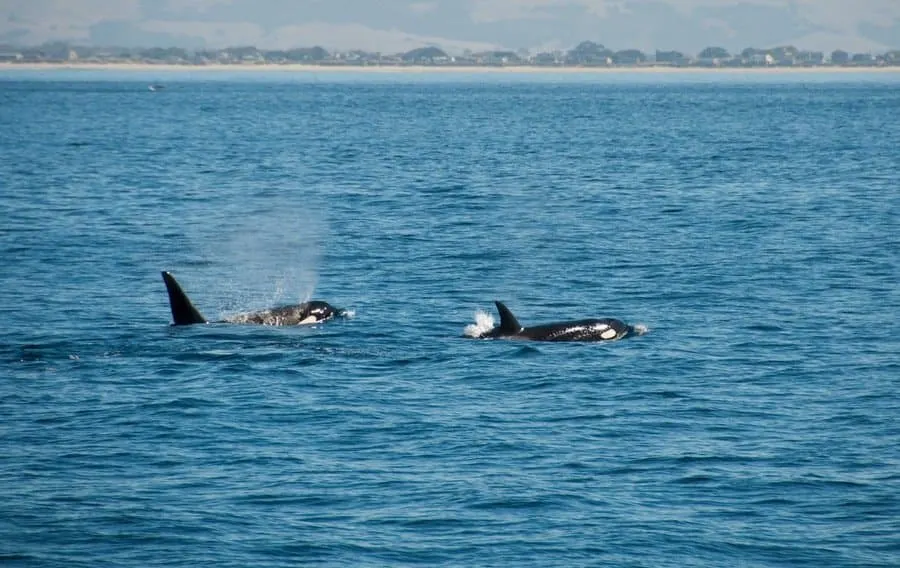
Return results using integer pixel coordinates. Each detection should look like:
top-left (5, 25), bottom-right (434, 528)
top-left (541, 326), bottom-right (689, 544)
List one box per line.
top-left (632, 323), bottom-right (650, 335)
top-left (463, 310), bottom-right (495, 338)
top-left (512, 345), bottom-right (542, 357)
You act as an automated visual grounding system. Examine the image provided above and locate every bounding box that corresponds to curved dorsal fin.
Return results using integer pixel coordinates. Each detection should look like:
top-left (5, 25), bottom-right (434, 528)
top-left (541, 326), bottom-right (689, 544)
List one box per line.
top-left (495, 301), bottom-right (524, 334)
top-left (161, 271), bottom-right (207, 325)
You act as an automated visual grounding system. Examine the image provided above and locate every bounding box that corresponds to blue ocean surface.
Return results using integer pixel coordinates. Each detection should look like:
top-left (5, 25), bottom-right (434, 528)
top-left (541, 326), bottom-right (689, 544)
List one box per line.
top-left (1, 69), bottom-right (899, 567)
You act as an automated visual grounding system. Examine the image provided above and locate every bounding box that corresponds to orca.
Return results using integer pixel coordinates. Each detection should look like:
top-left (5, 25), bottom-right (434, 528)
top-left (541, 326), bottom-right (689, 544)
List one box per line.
top-left (470, 301), bottom-right (637, 342)
top-left (161, 271), bottom-right (344, 326)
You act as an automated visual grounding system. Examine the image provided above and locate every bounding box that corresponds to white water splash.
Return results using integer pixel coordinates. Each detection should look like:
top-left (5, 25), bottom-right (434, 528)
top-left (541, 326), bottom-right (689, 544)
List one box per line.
top-left (463, 309), bottom-right (495, 338)
top-left (632, 323), bottom-right (650, 335)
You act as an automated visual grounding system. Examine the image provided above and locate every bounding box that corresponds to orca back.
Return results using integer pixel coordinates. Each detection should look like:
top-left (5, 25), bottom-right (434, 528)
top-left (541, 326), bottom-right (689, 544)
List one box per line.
top-left (522, 318), bottom-right (632, 341)
top-left (486, 301), bottom-right (634, 342)
top-left (225, 301), bottom-right (339, 326)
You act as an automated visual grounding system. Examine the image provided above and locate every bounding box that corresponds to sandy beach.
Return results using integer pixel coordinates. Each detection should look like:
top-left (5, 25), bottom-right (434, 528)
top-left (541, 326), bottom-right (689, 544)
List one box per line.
top-left (3, 62), bottom-right (900, 74)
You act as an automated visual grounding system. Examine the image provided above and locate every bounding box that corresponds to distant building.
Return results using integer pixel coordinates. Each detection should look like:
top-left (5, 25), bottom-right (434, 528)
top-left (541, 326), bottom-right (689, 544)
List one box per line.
top-left (655, 50), bottom-right (690, 66)
top-left (830, 50), bottom-right (850, 65)
top-left (739, 48), bottom-right (769, 66)
top-left (533, 52), bottom-right (562, 66)
top-left (770, 45), bottom-right (800, 65)
top-left (566, 41), bottom-right (614, 65)
top-left (612, 49), bottom-right (646, 65)
top-left (472, 51), bottom-right (521, 65)
top-left (285, 47), bottom-right (329, 62)
top-left (797, 51), bottom-right (824, 65)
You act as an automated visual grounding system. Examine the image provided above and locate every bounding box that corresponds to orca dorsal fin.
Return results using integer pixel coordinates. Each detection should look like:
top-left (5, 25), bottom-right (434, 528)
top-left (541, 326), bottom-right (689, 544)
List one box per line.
top-left (161, 271), bottom-right (207, 325)
top-left (495, 301), bottom-right (524, 334)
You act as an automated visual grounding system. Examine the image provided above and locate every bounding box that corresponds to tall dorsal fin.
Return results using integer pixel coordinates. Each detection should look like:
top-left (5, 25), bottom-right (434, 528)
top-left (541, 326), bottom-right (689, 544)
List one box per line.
top-left (495, 301), bottom-right (524, 334)
top-left (161, 271), bottom-right (207, 325)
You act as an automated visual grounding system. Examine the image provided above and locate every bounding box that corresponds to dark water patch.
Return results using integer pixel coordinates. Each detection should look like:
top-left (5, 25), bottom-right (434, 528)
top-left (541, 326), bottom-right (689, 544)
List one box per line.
top-left (745, 322), bottom-right (786, 333)
top-left (508, 344), bottom-right (542, 358)
top-left (647, 389), bottom-right (690, 399)
top-left (466, 496), bottom-right (553, 512)
top-left (671, 473), bottom-right (719, 485)
top-left (0, 554), bottom-right (35, 563)
top-left (142, 396), bottom-right (221, 411)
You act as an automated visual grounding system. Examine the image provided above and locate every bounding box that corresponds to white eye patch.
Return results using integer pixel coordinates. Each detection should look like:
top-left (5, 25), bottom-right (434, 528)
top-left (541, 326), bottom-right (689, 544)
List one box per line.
top-left (601, 328), bottom-right (618, 340)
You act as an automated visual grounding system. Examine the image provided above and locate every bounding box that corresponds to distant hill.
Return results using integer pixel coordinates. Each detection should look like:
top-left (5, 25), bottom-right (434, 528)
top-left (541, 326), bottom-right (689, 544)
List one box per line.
top-left (401, 46), bottom-right (448, 62)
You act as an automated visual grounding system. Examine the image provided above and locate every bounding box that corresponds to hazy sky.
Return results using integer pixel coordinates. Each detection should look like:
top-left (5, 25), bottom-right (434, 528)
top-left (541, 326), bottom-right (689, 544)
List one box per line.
top-left (1, 0), bottom-right (898, 55)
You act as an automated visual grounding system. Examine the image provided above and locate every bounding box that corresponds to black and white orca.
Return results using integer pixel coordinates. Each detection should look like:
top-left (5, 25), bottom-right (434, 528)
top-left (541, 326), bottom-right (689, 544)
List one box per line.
top-left (161, 271), bottom-right (344, 326)
top-left (469, 301), bottom-right (638, 342)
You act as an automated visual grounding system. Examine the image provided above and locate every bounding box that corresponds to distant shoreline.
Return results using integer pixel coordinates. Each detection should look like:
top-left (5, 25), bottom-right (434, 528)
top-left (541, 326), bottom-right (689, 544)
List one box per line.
top-left (4, 62), bottom-right (900, 74)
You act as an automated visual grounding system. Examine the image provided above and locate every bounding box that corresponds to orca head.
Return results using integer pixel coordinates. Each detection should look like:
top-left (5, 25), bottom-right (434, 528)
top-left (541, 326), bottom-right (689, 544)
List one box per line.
top-left (480, 301), bottom-right (524, 338)
top-left (301, 300), bottom-right (342, 323)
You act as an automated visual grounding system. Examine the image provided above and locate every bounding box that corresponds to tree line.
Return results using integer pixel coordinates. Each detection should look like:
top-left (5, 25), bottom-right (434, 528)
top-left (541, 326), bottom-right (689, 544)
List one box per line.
top-left (2, 40), bottom-right (898, 67)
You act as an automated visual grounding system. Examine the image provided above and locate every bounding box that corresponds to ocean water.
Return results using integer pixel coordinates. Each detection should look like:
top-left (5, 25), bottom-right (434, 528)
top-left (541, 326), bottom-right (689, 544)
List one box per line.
top-left (1, 69), bottom-right (899, 567)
